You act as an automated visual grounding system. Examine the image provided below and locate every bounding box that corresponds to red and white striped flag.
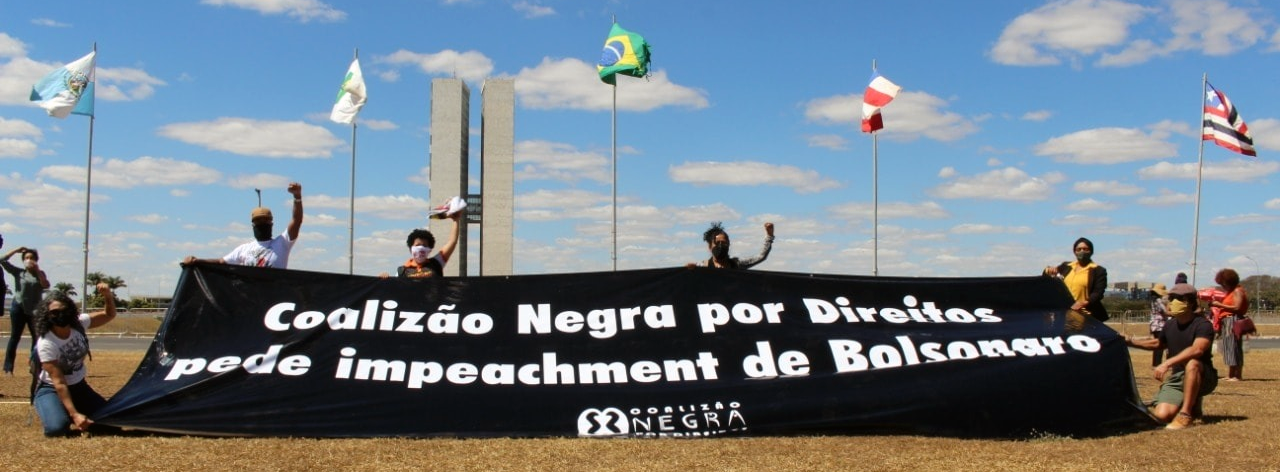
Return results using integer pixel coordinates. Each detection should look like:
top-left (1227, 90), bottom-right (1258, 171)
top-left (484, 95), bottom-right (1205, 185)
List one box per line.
top-left (861, 72), bottom-right (901, 133)
top-left (1202, 82), bottom-right (1256, 157)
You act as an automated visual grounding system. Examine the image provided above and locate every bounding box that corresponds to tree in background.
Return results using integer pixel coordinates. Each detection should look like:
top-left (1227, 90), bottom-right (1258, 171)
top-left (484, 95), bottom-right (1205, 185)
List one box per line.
top-left (52, 281), bottom-right (78, 298)
top-left (84, 271), bottom-right (127, 308)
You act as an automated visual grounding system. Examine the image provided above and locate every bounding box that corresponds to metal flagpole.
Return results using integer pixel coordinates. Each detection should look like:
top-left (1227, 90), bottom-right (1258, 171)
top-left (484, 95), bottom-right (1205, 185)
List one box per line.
top-left (871, 59), bottom-right (878, 277)
top-left (611, 82), bottom-right (618, 271)
top-left (81, 42), bottom-right (98, 304)
top-left (348, 48), bottom-right (358, 275)
top-left (1190, 73), bottom-right (1207, 287)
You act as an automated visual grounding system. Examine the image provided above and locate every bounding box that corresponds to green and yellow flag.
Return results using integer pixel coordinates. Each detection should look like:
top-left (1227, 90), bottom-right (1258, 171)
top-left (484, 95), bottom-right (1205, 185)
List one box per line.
top-left (597, 23), bottom-right (651, 85)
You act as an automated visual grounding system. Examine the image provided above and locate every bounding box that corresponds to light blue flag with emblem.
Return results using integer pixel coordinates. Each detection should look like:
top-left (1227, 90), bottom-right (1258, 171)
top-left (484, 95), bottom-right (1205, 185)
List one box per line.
top-left (30, 50), bottom-right (96, 118)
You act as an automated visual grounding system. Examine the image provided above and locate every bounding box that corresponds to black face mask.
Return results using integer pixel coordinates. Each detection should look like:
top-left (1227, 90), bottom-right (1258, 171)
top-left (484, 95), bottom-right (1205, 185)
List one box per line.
top-left (711, 242), bottom-right (730, 259)
top-left (253, 224), bottom-right (274, 242)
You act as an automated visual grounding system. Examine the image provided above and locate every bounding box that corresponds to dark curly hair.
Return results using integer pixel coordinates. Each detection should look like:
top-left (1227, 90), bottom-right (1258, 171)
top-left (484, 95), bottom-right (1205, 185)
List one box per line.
top-left (1215, 268), bottom-right (1240, 289)
top-left (702, 222), bottom-right (728, 245)
top-left (33, 292), bottom-right (92, 363)
top-left (406, 229), bottom-right (436, 249)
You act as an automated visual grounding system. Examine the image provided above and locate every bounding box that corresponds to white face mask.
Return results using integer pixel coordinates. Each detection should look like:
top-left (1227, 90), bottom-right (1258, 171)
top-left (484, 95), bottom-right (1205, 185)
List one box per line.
top-left (411, 245), bottom-right (431, 264)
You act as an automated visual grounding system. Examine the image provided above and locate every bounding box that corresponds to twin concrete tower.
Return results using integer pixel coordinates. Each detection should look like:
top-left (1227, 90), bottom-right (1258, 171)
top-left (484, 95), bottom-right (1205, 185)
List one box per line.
top-left (428, 78), bottom-right (514, 276)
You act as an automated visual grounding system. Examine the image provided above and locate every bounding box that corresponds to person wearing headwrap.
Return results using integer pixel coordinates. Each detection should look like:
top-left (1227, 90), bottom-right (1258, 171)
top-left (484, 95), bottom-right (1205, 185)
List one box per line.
top-left (1042, 237), bottom-right (1109, 321)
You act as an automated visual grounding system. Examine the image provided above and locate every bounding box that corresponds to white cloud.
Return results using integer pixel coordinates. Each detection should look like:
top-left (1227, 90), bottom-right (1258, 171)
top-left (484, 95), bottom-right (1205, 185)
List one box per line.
top-left (1072, 180), bottom-right (1143, 196)
top-left (128, 213), bottom-right (169, 224)
top-left (379, 49), bottom-right (494, 83)
top-left (1034, 127), bottom-right (1177, 164)
top-left (804, 90), bottom-right (978, 142)
top-left (1210, 213), bottom-right (1280, 225)
top-left (200, 0), bottom-right (346, 23)
top-left (360, 119), bottom-right (398, 131)
top-left (0, 138), bottom-right (38, 158)
top-left (1247, 118), bottom-right (1280, 152)
top-left (990, 0), bottom-right (1153, 66)
top-left (31, 18), bottom-right (70, 28)
top-left (950, 223), bottom-right (1033, 235)
top-left (515, 140), bottom-right (610, 183)
top-left (1138, 158), bottom-right (1280, 182)
top-left (158, 118), bottom-right (343, 158)
top-left (1051, 214), bottom-right (1110, 226)
top-left (0, 33), bottom-right (26, 57)
top-left (1136, 188), bottom-right (1194, 206)
top-left (512, 57), bottom-right (709, 112)
top-left (226, 173), bottom-right (292, 190)
top-left (1101, 0), bottom-right (1267, 66)
top-left (669, 161), bottom-right (841, 194)
top-left (0, 117), bottom-right (42, 138)
top-left (513, 1), bottom-right (555, 18)
top-left (0, 55), bottom-right (165, 106)
top-left (1021, 110), bottom-right (1053, 122)
top-left (806, 134), bottom-right (848, 150)
top-left (38, 156), bottom-right (222, 188)
top-left (930, 167), bottom-right (1064, 201)
top-left (829, 201), bottom-right (949, 221)
top-left (1067, 198), bottom-right (1118, 211)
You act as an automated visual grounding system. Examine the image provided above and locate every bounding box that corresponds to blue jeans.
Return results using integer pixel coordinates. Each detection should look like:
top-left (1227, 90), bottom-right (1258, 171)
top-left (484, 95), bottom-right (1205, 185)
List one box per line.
top-left (33, 381), bottom-right (107, 437)
top-left (4, 300), bottom-right (34, 373)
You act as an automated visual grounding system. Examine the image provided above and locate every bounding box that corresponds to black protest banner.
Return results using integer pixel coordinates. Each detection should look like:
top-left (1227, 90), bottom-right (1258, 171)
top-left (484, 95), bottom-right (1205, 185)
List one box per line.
top-left (94, 264), bottom-right (1153, 437)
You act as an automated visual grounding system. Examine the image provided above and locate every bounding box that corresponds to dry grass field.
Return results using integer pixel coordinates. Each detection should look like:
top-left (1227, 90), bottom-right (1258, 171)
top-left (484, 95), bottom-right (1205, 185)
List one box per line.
top-left (1, 342), bottom-right (1278, 472)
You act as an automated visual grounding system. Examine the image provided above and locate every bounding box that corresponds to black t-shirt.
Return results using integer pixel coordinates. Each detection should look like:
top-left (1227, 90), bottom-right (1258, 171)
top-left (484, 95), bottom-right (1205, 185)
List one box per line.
top-left (1159, 315), bottom-right (1215, 373)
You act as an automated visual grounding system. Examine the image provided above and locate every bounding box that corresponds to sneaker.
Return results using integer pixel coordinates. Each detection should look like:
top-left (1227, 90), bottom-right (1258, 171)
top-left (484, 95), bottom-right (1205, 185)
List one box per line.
top-left (1166, 412), bottom-right (1193, 430)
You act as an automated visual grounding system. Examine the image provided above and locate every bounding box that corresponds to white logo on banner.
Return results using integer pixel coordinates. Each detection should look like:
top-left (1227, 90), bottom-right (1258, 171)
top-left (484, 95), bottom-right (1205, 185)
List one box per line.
top-left (577, 408), bottom-right (629, 436)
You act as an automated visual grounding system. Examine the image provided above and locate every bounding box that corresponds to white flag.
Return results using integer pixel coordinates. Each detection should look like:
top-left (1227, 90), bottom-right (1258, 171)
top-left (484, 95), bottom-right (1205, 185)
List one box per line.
top-left (329, 58), bottom-right (367, 124)
top-left (30, 51), bottom-right (96, 119)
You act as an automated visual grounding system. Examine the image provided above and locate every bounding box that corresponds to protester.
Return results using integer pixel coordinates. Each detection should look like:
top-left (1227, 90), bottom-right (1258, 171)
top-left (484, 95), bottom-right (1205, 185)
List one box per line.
top-left (395, 210), bottom-right (463, 278)
top-left (1124, 282), bottom-right (1216, 430)
top-left (2, 246), bottom-right (51, 375)
top-left (0, 234), bottom-right (6, 320)
top-left (183, 182), bottom-right (303, 268)
top-left (1041, 237), bottom-right (1109, 321)
top-left (1148, 283), bottom-right (1170, 367)
top-left (689, 222), bottom-right (775, 269)
top-left (1207, 268), bottom-right (1248, 381)
top-left (33, 283), bottom-right (117, 436)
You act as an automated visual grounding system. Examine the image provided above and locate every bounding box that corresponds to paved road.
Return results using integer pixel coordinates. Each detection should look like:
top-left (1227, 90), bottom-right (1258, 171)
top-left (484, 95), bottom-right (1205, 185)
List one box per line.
top-left (85, 335), bottom-right (1280, 351)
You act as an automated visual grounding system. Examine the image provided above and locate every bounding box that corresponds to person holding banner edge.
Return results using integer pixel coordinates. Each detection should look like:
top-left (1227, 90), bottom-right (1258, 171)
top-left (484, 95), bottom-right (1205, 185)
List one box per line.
top-left (33, 282), bottom-right (117, 436)
top-left (1041, 237), bottom-right (1109, 321)
top-left (1124, 282), bottom-right (1217, 430)
top-left (689, 222), bottom-right (775, 269)
top-left (183, 182), bottom-right (303, 269)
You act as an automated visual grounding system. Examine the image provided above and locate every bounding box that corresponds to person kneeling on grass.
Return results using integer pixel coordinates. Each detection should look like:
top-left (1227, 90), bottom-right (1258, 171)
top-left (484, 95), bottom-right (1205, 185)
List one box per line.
top-left (1123, 282), bottom-right (1217, 430)
top-left (32, 283), bottom-right (116, 437)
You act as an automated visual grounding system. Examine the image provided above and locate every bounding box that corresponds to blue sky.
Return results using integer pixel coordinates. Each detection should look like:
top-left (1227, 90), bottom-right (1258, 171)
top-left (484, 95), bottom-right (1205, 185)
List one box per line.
top-left (2, 0), bottom-right (1279, 299)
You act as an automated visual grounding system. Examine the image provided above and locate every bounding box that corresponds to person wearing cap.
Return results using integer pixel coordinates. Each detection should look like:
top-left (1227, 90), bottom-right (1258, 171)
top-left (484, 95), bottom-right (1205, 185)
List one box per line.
top-left (1124, 282), bottom-right (1217, 430)
top-left (688, 221), bottom-right (775, 269)
top-left (1041, 236), bottom-right (1109, 321)
top-left (183, 182), bottom-right (303, 269)
top-left (1148, 283), bottom-right (1170, 367)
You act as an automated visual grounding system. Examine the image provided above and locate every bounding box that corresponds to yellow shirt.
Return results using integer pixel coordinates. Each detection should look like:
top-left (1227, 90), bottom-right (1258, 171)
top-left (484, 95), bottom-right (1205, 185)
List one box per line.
top-left (1063, 261), bottom-right (1096, 303)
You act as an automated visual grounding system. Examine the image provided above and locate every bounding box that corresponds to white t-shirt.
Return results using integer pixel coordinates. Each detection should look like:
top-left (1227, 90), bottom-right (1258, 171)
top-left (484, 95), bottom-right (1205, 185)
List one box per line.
top-left (36, 314), bottom-right (92, 385)
top-left (222, 232), bottom-right (295, 268)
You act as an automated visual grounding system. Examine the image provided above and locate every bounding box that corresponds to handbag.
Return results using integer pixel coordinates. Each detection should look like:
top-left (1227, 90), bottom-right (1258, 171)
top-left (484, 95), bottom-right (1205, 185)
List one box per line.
top-left (1233, 315), bottom-right (1257, 337)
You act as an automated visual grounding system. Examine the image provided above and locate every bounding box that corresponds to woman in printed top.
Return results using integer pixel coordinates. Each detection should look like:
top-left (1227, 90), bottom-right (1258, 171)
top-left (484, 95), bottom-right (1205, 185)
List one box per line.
top-left (33, 283), bottom-right (116, 437)
top-left (397, 210), bottom-right (463, 278)
top-left (1042, 237), bottom-right (1109, 321)
top-left (1149, 283), bottom-right (1170, 367)
top-left (1206, 268), bottom-right (1248, 381)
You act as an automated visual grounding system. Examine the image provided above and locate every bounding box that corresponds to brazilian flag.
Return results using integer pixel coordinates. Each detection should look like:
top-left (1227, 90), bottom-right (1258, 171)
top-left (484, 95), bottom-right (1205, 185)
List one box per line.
top-left (597, 23), bottom-right (651, 85)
